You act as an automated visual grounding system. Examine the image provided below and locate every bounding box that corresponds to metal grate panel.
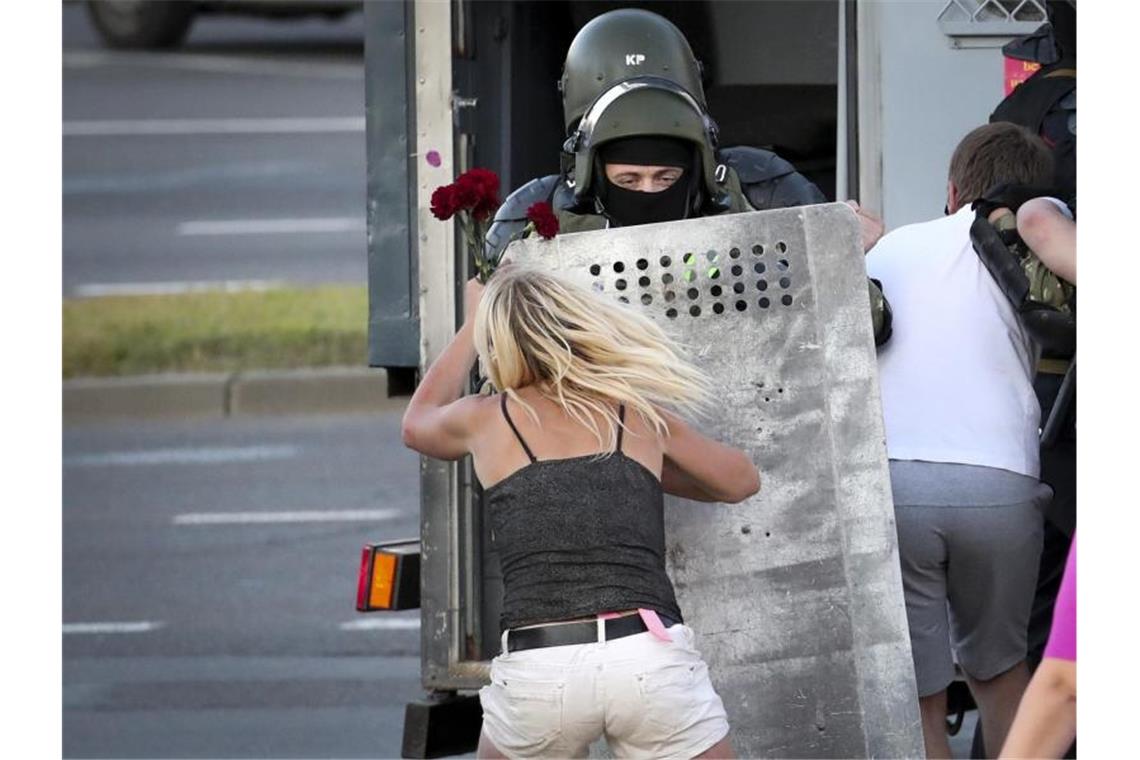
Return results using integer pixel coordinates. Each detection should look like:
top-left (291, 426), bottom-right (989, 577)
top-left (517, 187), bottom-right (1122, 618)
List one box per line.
top-left (938, 0), bottom-right (1048, 37)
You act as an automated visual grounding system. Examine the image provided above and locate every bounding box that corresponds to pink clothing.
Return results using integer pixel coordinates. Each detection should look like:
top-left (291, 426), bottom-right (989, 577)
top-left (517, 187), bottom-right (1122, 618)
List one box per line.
top-left (1043, 534), bottom-right (1076, 662)
top-left (599, 609), bottom-right (674, 642)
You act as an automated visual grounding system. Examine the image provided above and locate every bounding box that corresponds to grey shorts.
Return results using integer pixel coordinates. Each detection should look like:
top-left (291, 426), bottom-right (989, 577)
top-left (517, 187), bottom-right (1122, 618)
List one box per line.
top-left (890, 460), bottom-right (1049, 697)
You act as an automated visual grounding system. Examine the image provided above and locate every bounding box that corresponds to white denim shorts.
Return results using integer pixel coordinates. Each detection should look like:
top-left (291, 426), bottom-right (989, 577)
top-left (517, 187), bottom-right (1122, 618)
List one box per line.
top-left (478, 623), bottom-right (729, 759)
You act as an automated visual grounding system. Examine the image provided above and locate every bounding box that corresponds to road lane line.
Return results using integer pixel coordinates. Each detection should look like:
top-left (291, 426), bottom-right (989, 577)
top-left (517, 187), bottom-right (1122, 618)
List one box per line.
top-left (174, 509), bottom-right (401, 525)
top-left (72, 280), bottom-right (288, 298)
top-left (338, 618), bottom-right (421, 631)
top-left (65, 159), bottom-right (314, 195)
top-left (64, 621), bottom-right (165, 635)
top-left (63, 117), bottom-right (365, 137)
top-left (65, 445), bottom-right (299, 467)
top-left (177, 217), bottom-right (365, 236)
top-left (63, 50), bottom-right (363, 80)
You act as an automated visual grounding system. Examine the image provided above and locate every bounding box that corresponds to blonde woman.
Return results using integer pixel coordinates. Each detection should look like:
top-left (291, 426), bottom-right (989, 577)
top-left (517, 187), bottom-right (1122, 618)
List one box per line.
top-left (401, 265), bottom-right (760, 759)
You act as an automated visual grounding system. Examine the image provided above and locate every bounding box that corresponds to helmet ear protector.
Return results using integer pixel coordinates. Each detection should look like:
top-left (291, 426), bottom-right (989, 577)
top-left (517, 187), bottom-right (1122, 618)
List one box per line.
top-left (560, 77), bottom-right (728, 209)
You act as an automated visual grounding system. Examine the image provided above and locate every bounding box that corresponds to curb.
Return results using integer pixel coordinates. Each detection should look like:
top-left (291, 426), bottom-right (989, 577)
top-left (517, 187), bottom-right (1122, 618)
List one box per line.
top-left (64, 367), bottom-right (406, 421)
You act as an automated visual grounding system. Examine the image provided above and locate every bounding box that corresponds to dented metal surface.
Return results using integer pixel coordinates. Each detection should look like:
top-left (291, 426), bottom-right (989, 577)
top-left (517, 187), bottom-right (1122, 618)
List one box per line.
top-left (500, 202), bottom-right (923, 758)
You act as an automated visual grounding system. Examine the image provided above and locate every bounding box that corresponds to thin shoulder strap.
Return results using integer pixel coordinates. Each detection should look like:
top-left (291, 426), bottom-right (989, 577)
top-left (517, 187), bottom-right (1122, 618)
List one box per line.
top-left (616, 404), bottom-right (626, 453)
top-left (500, 394), bottom-right (538, 463)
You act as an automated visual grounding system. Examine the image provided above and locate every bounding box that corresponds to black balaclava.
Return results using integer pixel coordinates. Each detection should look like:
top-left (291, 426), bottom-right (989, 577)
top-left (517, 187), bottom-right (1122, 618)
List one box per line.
top-left (595, 136), bottom-right (697, 227)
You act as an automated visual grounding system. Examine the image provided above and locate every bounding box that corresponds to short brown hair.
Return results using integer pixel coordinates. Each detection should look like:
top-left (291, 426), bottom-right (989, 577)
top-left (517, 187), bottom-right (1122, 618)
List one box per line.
top-left (948, 122), bottom-right (1054, 207)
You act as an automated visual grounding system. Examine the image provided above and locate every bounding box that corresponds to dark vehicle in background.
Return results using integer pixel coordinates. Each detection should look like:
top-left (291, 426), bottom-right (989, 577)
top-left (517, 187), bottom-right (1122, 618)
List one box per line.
top-left (85, 0), bottom-right (360, 49)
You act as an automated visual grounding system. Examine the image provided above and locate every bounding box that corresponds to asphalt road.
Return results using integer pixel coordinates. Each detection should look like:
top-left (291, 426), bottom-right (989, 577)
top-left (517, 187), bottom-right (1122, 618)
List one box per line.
top-left (59, 403), bottom-right (979, 759)
top-left (62, 3), bottom-right (368, 296)
top-left (63, 408), bottom-right (429, 758)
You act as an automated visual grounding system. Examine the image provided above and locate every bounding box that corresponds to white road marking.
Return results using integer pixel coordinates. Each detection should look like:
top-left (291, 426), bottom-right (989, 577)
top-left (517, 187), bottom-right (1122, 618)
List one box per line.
top-left (177, 217), bottom-right (365, 236)
top-left (173, 509), bottom-right (401, 526)
top-left (63, 621), bottom-right (165, 635)
top-left (65, 445), bottom-right (299, 467)
top-left (63, 117), bottom-right (365, 137)
top-left (339, 618), bottom-right (421, 631)
top-left (72, 280), bottom-right (287, 297)
top-left (65, 159), bottom-right (313, 195)
top-left (63, 50), bottom-right (363, 80)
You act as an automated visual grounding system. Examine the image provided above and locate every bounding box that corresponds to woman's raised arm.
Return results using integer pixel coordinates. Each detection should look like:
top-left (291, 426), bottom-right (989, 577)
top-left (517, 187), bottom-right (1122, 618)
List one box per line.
top-left (401, 279), bottom-right (486, 460)
top-left (660, 409), bottom-right (760, 503)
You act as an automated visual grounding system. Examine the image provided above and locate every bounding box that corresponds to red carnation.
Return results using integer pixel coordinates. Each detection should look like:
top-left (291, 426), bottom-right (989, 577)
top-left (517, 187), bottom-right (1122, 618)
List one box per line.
top-left (472, 197), bottom-right (500, 222)
top-left (455, 168), bottom-right (501, 221)
top-left (526, 201), bottom-right (559, 240)
top-left (451, 180), bottom-right (479, 213)
top-left (459, 167), bottom-right (500, 198)
top-left (429, 167), bottom-right (505, 282)
top-left (430, 184), bottom-right (458, 220)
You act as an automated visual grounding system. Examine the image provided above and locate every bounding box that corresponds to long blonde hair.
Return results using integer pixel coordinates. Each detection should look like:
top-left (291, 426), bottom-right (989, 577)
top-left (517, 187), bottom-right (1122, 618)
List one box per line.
top-left (472, 265), bottom-right (711, 449)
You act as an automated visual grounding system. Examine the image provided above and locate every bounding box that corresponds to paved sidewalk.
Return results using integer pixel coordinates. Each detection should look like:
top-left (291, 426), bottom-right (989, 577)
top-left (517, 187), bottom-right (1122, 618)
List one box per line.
top-left (64, 366), bottom-right (407, 421)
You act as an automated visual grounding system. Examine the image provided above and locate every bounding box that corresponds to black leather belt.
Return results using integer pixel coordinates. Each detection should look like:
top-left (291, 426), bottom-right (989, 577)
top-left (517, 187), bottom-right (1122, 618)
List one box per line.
top-left (506, 613), bottom-right (679, 653)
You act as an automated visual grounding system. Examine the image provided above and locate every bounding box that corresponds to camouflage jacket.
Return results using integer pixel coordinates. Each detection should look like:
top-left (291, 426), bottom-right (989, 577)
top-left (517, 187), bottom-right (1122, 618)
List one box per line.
top-left (970, 209), bottom-right (1075, 358)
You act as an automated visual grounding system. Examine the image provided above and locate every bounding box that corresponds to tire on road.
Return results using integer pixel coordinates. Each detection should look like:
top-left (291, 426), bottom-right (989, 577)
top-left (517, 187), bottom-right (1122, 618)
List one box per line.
top-left (86, 1), bottom-right (197, 50)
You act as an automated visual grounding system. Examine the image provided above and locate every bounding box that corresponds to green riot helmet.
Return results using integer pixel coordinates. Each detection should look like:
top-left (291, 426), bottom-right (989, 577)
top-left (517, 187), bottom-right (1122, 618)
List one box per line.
top-left (560, 9), bottom-right (708, 134)
top-left (564, 77), bottom-right (729, 211)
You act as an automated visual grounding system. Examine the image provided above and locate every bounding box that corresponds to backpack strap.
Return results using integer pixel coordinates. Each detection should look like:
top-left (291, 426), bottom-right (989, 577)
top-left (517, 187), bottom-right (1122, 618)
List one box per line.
top-left (968, 210), bottom-right (1076, 357)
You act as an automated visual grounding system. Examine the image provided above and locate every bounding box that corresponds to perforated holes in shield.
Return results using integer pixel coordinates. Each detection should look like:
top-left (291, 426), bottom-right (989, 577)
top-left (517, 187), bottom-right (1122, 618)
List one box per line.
top-left (775, 242), bottom-right (793, 307)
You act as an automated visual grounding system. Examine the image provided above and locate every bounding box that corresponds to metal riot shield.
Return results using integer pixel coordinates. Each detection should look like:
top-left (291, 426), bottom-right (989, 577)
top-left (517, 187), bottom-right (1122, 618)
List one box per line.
top-left (501, 203), bottom-right (923, 758)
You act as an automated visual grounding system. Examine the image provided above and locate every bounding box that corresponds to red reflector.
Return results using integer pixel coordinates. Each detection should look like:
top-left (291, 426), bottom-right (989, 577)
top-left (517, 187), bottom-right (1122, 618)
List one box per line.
top-left (356, 546), bottom-right (374, 610)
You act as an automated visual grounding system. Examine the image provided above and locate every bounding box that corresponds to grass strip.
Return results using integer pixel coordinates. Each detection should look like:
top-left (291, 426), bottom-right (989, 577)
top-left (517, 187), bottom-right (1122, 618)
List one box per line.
top-left (63, 285), bottom-right (368, 378)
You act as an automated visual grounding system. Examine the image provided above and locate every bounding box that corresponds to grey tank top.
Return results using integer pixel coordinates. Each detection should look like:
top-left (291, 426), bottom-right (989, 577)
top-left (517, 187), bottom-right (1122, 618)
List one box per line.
top-left (485, 394), bottom-right (684, 632)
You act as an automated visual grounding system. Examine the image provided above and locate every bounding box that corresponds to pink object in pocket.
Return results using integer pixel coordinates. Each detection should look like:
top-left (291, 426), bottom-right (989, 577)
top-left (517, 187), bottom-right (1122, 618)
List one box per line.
top-left (598, 609), bottom-right (673, 642)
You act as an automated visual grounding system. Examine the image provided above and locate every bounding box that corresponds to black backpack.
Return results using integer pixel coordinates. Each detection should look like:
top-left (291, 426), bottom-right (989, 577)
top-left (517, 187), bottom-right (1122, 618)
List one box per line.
top-left (990, 7), bottom-right (1076, 214)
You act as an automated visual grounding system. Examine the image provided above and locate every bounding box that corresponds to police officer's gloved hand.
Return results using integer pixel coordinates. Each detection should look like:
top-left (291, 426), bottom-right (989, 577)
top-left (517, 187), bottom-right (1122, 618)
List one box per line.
top-left (971, 183), bottom-right (1056, 220)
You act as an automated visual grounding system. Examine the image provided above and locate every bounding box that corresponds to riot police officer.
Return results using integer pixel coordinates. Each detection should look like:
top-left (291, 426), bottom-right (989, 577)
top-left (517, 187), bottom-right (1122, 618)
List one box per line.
top-left (485, 8), bottom-right (892, 344)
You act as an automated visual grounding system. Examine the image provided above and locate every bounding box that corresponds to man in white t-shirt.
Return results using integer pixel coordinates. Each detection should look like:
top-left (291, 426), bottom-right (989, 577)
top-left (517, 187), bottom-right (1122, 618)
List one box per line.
top-left (865, 122), bottom-right (1058, 759)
